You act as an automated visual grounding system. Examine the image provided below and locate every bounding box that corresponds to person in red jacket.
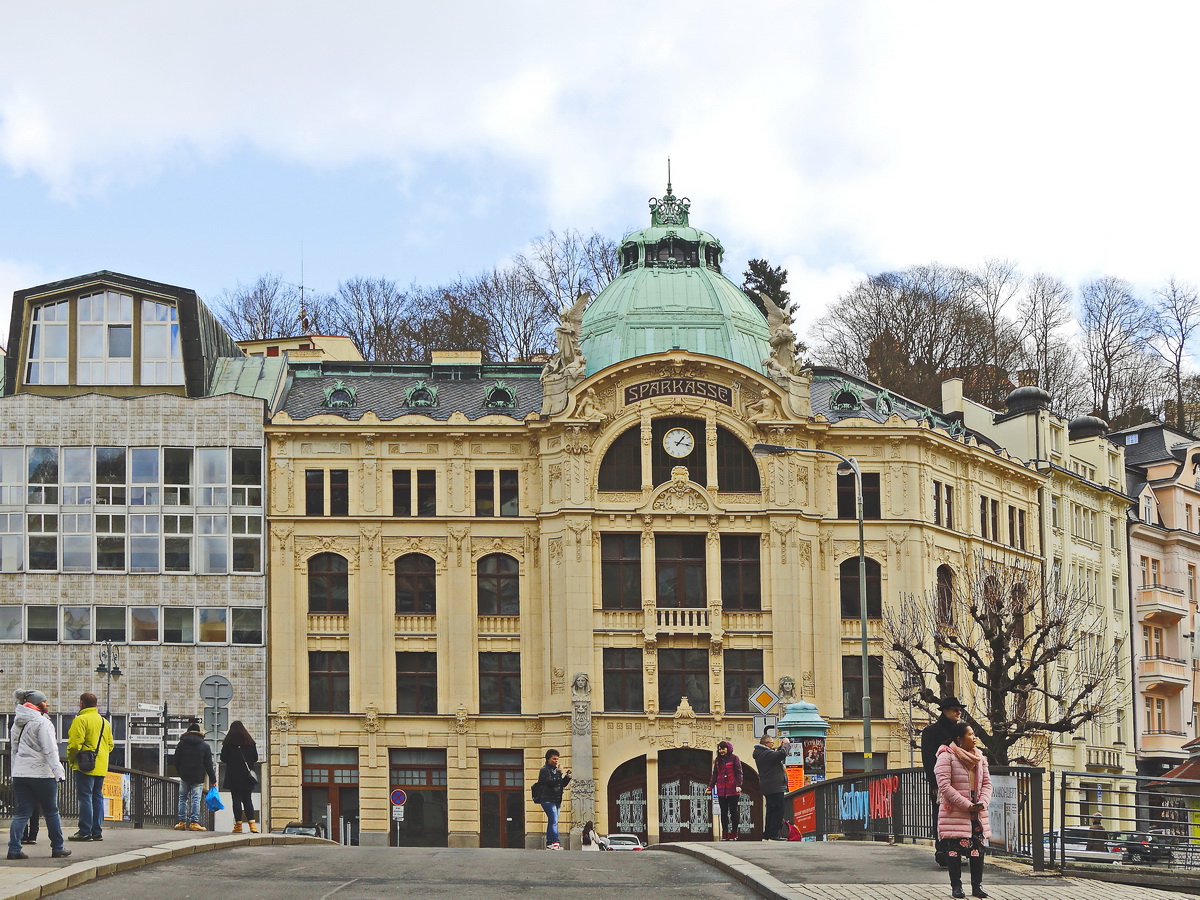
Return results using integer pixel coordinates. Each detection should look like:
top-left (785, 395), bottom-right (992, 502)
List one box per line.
top-left (708, 740), bottom-right (743, 841)
top-left (935, 722), bottom-right (992, 899)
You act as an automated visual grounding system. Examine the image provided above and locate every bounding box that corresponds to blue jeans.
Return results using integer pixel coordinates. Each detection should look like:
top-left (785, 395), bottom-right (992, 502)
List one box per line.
top-left (8, 777), bottom-right (64, 855)
top-left (76, 771), bottom-right (106, 837)
top-left (540, 801), bottom-right (560, 846)
top-left (178, 782), bottom-right (203, 824)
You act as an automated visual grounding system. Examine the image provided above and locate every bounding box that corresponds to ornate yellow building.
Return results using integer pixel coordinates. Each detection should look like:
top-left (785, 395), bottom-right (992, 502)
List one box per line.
top-left (264, 187), bottom-right (1046, 847)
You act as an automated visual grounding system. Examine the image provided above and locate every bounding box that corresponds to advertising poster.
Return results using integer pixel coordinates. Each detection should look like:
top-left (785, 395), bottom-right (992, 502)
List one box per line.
top-left (802, 738), bottom-right (826, 777)
top-left (786, 765), bottom-right (805, 792)
top-left (102, 772), bottom-right (128, 821)
top-left (797, 791), bottom-right (816, 834)
top-left (986, 775), bottom-right (1018, 851)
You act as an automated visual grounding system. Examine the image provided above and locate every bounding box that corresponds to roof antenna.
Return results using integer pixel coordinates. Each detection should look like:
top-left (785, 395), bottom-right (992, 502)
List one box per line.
top-left (296, 242), bottom-right (312, 335)
top-left (667, 157), bottom-right (672, 194)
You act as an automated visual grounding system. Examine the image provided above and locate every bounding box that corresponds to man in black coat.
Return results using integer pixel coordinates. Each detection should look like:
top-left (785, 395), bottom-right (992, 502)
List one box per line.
top-left (171, 720), bottom-right (217, 831)
top-left (535, 749), bottom-right (571, 849)
top-left (752, 729), bottom-right (791, 841)
top-left (921, 696), bottom-right (964, 865)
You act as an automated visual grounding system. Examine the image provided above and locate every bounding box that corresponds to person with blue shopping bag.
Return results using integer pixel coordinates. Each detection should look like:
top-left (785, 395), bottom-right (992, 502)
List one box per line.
top-left (171, 720), bottom-right (217, 831)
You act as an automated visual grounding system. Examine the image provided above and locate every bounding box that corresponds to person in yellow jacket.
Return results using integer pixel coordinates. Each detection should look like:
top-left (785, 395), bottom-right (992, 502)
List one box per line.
top-left (66, 692), bottom-right (114, 842)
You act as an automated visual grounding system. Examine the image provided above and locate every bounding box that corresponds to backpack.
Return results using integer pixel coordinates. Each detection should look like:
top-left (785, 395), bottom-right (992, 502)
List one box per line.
top-left (530, 782), bottom-right (543, 803)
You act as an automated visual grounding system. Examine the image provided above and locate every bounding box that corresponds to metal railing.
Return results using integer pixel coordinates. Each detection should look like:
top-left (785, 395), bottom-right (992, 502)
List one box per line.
top-left (1051, 769), bottom-right (1200, 872)
top-left (1, 751), bottom-right (209, 829)
top-left (785, 765), bottom-right (1046, 871)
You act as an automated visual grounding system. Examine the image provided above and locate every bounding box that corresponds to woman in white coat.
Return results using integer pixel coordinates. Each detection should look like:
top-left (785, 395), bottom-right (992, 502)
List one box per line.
top-left (7, 689), bottom-right (70, 861)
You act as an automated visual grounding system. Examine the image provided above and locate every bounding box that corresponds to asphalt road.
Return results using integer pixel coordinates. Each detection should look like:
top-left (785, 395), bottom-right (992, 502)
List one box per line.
top-left (52, 845), bottom-right (761, 900)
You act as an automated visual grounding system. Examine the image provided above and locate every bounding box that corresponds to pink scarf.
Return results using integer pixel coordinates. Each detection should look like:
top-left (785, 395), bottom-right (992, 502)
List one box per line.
top-left (950, 744), bottom-right (982, 798)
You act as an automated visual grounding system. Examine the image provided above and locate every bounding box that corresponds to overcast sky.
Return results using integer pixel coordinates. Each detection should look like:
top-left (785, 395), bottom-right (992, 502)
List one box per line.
top-left (2, 2), bottom-right (1198, 350)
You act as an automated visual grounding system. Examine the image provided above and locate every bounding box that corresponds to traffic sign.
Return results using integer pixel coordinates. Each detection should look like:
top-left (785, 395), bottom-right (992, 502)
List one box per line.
top-left (748, 683), bottom-right (779, 714)
top-left (138, 703), bottom-right (163, 713)
top-left (753, 714), bottom-right (778, 738)
top-left (392, 805), bottom-right (405, 821)
top-left (390, 789), bottom-right (407, 806)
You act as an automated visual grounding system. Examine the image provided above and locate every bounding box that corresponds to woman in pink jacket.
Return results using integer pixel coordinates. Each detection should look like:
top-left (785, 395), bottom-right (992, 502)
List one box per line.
top-left (935, 722), bottom-right (991, 899)
top-left (708, 740), bottom-right (743, 841)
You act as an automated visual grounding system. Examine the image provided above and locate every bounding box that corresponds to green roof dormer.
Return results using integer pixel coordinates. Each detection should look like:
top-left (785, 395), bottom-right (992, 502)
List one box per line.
top-left (580, 184), bottom-right (772, 376)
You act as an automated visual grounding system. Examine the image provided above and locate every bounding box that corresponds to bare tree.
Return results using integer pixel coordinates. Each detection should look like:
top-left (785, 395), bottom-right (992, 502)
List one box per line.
top-left (329, 277), bottom-right (417, 361)
top-left (885, 554), bottom-right (1124, 766)
top-left (1079, 276), bottom-right (1151, 421)
top-left (515, 228), bottom-right (619, 316)
top-left (212, 274), bottom-right (307, 341)
top-left (454, 267), bottom-right (555, 362)
top-left (1148, 278), bottom-right (1200, 431)
top-left (966, 259), bottom-right (1025, 405)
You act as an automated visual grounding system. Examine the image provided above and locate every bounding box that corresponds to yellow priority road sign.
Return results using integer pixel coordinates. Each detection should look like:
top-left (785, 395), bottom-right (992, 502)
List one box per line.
top-left (749, 683), bottom-right (779, 714)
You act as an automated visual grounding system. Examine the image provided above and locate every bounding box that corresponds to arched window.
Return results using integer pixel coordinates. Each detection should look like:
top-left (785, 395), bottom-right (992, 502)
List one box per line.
top-left (598, 427), bottom-right (641, 491)
top-left (478, 553), bottom-right (519, 616)
top-left (395, 553), bottom-right (436, 614)
top-left (716, 428), bottom-right (760, 492)
top-left (308, 553), bottom-right (349, 614)
top-left (839, 556), bottom-right (882, 618)
top-left (936, 565), bottom-right (955, 624)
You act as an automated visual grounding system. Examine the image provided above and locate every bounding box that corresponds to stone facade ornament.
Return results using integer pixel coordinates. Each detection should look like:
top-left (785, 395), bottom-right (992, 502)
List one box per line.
top-left (778, 675), bottom-right (798, 705)
top-left (540, 292), bottom-right (590, 415)
top-left (363, 704), bottom-right (381, 734)
top-left (453, 704), bottom-right (469, 735)
top-left (571, 672), bottom-right (595, 822)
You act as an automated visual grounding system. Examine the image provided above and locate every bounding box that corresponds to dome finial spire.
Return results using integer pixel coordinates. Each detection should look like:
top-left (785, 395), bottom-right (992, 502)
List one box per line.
top-left (648, 166), bottom-right (690, 227)
top-left (667, 156), bottom-right (672, 195)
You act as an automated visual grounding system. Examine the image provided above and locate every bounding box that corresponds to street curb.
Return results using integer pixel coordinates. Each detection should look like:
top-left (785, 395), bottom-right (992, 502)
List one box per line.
top-left (649, 843), bottom-right (811, 900)
top-left (1, 833), bottom-right (332, 900)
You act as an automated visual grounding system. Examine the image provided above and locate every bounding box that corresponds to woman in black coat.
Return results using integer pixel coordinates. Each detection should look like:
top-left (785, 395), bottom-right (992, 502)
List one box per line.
top-left (220, 721), bottom-right (259, 833)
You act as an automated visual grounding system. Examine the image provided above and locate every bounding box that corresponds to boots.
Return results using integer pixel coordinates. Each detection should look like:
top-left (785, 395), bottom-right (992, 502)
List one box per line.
top-left (232, 821), bottom-right (243, 834)
top-left (969, 855), bottom-right (987, 897)
top-left (948, 854), bottom-right (966, 899)
top-left (248, 820), bottom-right (259, 833)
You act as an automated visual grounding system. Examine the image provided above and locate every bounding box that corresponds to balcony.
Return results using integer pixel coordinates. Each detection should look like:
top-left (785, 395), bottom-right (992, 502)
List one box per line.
top-left (395, 614), bottom-right (436, 635)
top-left (1136, 584), bottom-right (1188, 623)
top-left (477, 615), bottom-right (521, 636)
top-left (1139, 655), bottom-right (1191, 692)
top-left (654, 606), bottom-right (711, 634)
top-left (1086, 747), bottom-right (1123, 770)
top-left (307, 613), bottom-right (349, 635)
top-left (1140, 730), bottom-right (1190, 758)
top-left (595, 606), bottom-right (766, 636)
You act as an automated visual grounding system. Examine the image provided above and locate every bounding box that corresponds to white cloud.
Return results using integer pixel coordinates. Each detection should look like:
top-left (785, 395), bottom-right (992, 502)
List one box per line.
top-left (2, 1), bottom-right (1199, 326)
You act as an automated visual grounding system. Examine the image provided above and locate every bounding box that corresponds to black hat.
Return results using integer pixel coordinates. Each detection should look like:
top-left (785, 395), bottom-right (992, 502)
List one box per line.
top-left (936, 696), bottom-right (965, 711)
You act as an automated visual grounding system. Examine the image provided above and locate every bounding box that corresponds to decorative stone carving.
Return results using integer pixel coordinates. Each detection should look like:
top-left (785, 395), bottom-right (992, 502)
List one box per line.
top-left (551, 667), bottom-right (566, 694)
top-left (565, 425), bottom-right (594, 455)
top-left (470, 535), bottom-right (524, 562)
top-left (549, 537), bottom-right (564, 565)
top-left (574, 387), bottom-right (605, 421)
top-left (567, 522), bottom-right (589, 562)
top-left (745, 389), bottom-right (783, 427)
top-left (272, 701), bottom-right (295, 734)
top-left (540, 293), bottom-right (590, 415)
top-left (651, 474), bottom-right (710, 513)
top-left (525, 718), bottom-right (544, 733)
top-left (448, 527), bottom-right (469, 566)
top-left (294, 535), bottom-right (361, 572)
top-left (363, 704), bottom-right (381, 733)
top-left (778, 675), bottom-right (797, 704)
top-left (382, 535), bottom-right (449, 570)
top-left (453, 705), bottom-right (469, 735)
top-left (802, 671), bottom-right (816, 698)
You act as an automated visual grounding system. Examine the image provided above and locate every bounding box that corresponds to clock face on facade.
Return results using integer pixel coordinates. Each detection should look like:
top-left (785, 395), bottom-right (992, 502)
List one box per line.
top-left (663, 427), bottom-right (695, 458)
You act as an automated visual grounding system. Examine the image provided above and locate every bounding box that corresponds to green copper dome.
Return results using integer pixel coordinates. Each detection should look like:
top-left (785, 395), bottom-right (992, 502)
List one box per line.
top-left (580, 185), bottom-right (772, 376)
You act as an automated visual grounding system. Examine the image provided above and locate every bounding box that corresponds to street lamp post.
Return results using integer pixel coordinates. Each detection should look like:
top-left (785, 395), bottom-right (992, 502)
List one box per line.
top-left (95, 640), bottom-right (122, 717)
top-left (753, 442), bottom-right (873, 773)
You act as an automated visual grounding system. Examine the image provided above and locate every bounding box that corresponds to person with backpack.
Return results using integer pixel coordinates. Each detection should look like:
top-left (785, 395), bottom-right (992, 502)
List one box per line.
top-left (66, 692), bottom-right (114, 842)
top-left (533, 749), bottom-right (571, 849)
top-left (171, 720), bottom-right (217, 831)
top-left (7, 689), bottom-right (70, 861)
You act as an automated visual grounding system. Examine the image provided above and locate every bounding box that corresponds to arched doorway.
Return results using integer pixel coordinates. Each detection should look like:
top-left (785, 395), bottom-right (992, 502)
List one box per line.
top-left (658, 748), bottom-right (714, 843)
top-left (607, 755), bottom-right (648, 842)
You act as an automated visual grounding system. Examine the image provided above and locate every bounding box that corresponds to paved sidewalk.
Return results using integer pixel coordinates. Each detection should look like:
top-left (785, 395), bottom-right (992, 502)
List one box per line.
top-left (654, 840), bottom-right (1199, 900)
top-left (0, 825), bottom-right (326, 900)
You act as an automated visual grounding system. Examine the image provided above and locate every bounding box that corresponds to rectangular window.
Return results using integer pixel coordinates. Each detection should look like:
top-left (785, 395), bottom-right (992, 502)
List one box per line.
top-left (392, 469), bottom-right (437, 517)
top-left (198, 608), bottom-right (227, 643)
top-left (231, 608), bottom-right (263, 645)
top-left (933, 480), bottom-right (942, 526)
top-left (478, 652), bottom-right (521, 714)
top-left (61, 606), bottom-right (91, 642)
top-left (140, 298), bottom-right (184, 385)
top-left (61, 512), bottom-right (92, 572)
top-left (329, 469), bottom-right (349, 516)
top-left (305, 470), bottom-right (324, 516)
top-left (943, 484), bottom-right (954, 529)
top-left (61, 447), bottom-right (92, 505)
top-left (474, 470), bottom-right (495, 516)
top-left (309, 651), bottom-right (350, 713)
top-left (0, 606), bottom-right (22, 641)
top-left (95, 447), bottom-right (127, 505)
top-left (720, 534), bottom-right (761, 611)
top-left (1190, 565), bottom-right (1198, 603)
top-left (164, 514), bottom-right (192, 572)
top-left (129, 448), bottom-right (160, 506)
top-left (77, 290), bottom-right (133, 385)
top-left (396, 651), bottom-right (438, 715)
top-left (230, 448), bottom-right (263, 506)
top-left (837, 472), bottom-right (881, 519)
top-left (95, 607), bottom-right (126, 642)
top-left (129, 513), bottom-right (160, 573)
top-left (1017, 509), bottom-right (1027, 550)
top-left (658, 648), bottom-right (709, 714)
top-left (28, 447), bottom-right (59, 505)
top-left (0, 447), bottom-right (23, 504)
top-left (232, 515), bottom-right (261, 573)
top-left (196, 448), bottom-right (228, 506)
top-left (163, 448), bottom-right (193, 505)
top-left (1050, 495), bottom-right (1060, 529)
top-left (197, 514), bottom-right (229, 574)
top-left (130, 606), bottom-right (160, 642)
top-left (164, 607), bottom-right (195, 644)
top-left (0, 512), bottom-right (21, 573)
top-left (723, 649), bottom-right (763, 713)
top-left (655, 534), bottom-right (706, 608)
top-left (95, 513), bottom-right (126, 571)
top-left (28, 513), bottom-right (58, 571)
top-left (26, 300), bottom-right (69, 385)
top-left (27, 605), bottom-right (57, 641)
top-left (602, 647), bottom-right (644, 712)
top-left (842, 655), bottom-right (885, 719)
top-left (1008, 506), bottom-right (1017, 546)
top-left (601, 534), bottom-right (641, 610)
top-left (499, 470), bottom-right (519, 516)
top-left (980, 496), bottom-right (989, 539)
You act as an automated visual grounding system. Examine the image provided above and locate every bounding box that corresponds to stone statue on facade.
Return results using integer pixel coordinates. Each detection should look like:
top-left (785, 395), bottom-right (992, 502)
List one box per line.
top-left (746, 389), bottom-right (782, 426)
top-left (570, 671), bottom-right (596, 825)
top-left (541, 292), bottom-right (591, 416)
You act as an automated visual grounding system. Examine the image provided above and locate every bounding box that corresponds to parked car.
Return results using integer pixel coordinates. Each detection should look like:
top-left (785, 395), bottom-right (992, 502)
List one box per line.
top-left (1109, 831), bottom-right (1173, 864)
top-left (1042, 828), bottom-right (1122, 864)
top-left (281, 821), bottom-right (326, 838)
top-left (605, 833), bottom-right (646, 851)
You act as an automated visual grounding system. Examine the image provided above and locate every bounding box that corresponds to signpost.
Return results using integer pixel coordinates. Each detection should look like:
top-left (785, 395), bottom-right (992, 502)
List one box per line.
top-left (748, 683), bottom-right (780, 715)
